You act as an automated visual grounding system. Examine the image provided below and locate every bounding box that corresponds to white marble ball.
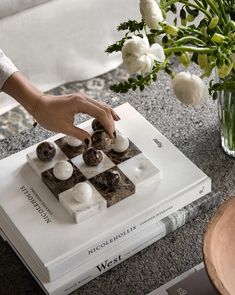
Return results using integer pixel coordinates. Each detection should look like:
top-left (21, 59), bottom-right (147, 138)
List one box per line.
top-left (65, 136), bottom-right (82, 147)
top-left (53, 161), bottom-right (73, 180)
top-left (112, 133), bottom-right (129, 153)
top-left (72, 182), bottom-right (93, 203)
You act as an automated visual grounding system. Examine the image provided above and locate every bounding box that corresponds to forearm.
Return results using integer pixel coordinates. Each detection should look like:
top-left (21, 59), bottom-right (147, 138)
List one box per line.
top-left (2, 72), bottom-right (43, 116)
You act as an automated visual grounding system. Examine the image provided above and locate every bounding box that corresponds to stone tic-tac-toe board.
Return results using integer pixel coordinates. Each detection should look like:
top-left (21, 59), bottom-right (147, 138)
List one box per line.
top-left (26, 126), bottom-right (161, 224)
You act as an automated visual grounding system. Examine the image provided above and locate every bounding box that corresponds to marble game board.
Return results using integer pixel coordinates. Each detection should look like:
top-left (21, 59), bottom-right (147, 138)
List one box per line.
top-left (26, 130), bottom-right (161, 224)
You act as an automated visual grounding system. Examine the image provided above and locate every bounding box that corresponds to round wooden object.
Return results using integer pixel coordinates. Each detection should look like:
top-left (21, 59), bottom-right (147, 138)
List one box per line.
top-left (203, 197), bottom-right (235, 295)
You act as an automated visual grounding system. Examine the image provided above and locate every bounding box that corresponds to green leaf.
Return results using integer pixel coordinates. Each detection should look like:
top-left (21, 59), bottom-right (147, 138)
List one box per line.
top-left (132, 85), bottom-right (137, 91)
top-left (128, 77), bottom-right (135, 83)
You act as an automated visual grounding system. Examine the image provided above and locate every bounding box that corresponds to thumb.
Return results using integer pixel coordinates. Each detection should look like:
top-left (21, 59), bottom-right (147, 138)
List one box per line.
top-left (67, 126), bottom-right (92, 147)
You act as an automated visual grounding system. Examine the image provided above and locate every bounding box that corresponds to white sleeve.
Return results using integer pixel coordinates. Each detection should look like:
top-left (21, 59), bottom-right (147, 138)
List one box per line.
top-left (0, 49), bottom-right (18, 90)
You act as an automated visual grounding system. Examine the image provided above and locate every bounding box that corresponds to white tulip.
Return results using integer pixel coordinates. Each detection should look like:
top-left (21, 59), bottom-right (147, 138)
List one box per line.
top-left (172, 72), bottom-right (208, 106)
top-left (122, 35), bottom-right (165, 75)
top-left (140, 0), bottom-right (163, 29)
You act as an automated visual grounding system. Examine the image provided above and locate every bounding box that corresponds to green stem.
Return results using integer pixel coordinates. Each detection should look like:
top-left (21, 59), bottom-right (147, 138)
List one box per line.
top-left (179, 26), bottom-right (208, 39)
top-left (207, 0), bottom-right (226, 26)
top-left (144, 25), bottom-right (148, 35)
top-left (217, 0), bottom-right (228, 23)
top-left (194, 0), bottom-right (204, 9)
top-left (164, 46), bottom-right (217, 54)
top-left (175, 36), bottom-right (207, 46)
top-left (162, 0), bottom-right (212, 19)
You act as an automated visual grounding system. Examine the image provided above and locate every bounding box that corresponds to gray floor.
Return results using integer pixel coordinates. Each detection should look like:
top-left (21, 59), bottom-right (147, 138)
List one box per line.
top-left (0, 64), bottom-right (234, 295)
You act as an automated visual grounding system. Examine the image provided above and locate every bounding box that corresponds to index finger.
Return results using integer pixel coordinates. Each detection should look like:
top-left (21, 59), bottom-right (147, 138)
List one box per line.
top-left (75, 98), bottom-right (115, 139)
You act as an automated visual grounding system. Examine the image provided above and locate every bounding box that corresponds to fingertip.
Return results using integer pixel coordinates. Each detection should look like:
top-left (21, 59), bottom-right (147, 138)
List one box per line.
top-left (69, 126), bottom-right (91, 146)
top-left (84, 137), bottom-right (92, 147)
top-left (116, 114), bottom-right (121, 120)
top-left (111, 110), bottom-right (121, 121)
top-left (107, 129), bottom-right (115, 141)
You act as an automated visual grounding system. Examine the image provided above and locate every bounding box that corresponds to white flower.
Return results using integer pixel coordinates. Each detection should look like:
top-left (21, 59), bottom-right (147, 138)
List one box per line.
top-left (172, 72), bottom-right (208, 106)
top-left (140, 0), bottom-right (163, 29)
top-left (122, 35), bottom-right (165, 75)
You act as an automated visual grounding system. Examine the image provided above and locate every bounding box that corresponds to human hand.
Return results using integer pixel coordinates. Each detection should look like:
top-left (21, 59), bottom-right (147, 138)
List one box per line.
top-left (2, 72), bottom-right (119, 146)
top-left (32, 92), bottom-right (119, 146)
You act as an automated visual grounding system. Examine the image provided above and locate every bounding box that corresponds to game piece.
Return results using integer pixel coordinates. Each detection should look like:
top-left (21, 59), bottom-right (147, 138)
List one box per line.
top-left (27, 144), bottom-right (68, 177)
top-left (55, 136), bottom-right (85, 159)
top-left (71, 151), bottom-right (114, 179)
top-left (92, 130), bottom-right (112, 151)
top-left (118, 153), bottom-right (161, 190)
top-left (89, 167), bottom-right (135, 207)
top-left (53, 160), bottom-right (74, 180)
top-left (83, 147), bottom-right (103, 166)
top-left (59, 182), bottom-right (107, 223)
top-left (112, 133), bottom-right (129, 153)
top-left (107, 140), bottom-right (141, 165)
top-left (91, 119), bottom-right (105, 131)
top-left (103, 170), bottom-right (121, 189)
top-left (41, 161), bottom-right (86, 198)
top-left (65, 136), bottom-right (82, 147)
top-left (72, 182), bottom-right (93, 203)
top-left (36, 142), bottom-right (56, 162)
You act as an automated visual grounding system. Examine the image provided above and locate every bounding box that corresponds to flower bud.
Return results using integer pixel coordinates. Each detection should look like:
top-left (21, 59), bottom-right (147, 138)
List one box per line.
top-left (164, 24), bottom-right (178, 36)
top-left (211, 33), bottom-right (226, 43)
top-left (197, 54), bottom-right (208, 69)
top-left (179, 52), bottom-right (191, 67)
top-left (217, 63), bottom-right (234, 78)
top-left (228, 31), bottom-right (235, 39)
top-left (180, 8), bottom-right (187, 25)
top-left (181, 19), bottom-right (187, 26)
top-left (140, 0), bottom-right (163, 29)
top-left (200, 26), bottom-right (207, 36)
top-left (186, 14), bottom-right (195, 22)
top-left (209, 55), bottom-right (217, 62)
top-left (172, 72), bottom-right (208, 106)
top-left (209, 16), bottom-right (219, 29)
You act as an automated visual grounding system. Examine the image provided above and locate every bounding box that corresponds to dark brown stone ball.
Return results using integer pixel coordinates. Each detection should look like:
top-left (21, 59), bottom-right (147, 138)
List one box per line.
top-left (92, 130), bottom-right (112, 151)
top-left (91, 119), bottom-right (105, 131)
top-left (83, 147), bottom-right (103, 166)
top-left (36, 142), bottom-right (56, 162)
top-left (103, 170), bottom-right (121, 189)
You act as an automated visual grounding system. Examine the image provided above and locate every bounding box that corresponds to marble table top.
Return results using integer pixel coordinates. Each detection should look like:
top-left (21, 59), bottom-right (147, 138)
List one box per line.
top-left (0, 65), bottom-right (234, 295)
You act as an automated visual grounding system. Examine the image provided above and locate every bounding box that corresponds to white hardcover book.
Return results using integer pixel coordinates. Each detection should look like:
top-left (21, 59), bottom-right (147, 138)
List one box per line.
top-left (0, 103), bottom-right (211, 281)
top-left (1, 213), bottom-right (165, 295)
top-left (1, 192), bottom-right (221, 295)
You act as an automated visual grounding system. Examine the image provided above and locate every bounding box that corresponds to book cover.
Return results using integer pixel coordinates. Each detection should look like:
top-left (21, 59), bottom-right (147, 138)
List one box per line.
top-left (166, 268), bottom-right (218, 295)
top-left (0, 192), bottom-right (221, 295)
top-left (148, 263), bottom-right (219, 295)
top-left (0, 103), bottom-right (211, 281)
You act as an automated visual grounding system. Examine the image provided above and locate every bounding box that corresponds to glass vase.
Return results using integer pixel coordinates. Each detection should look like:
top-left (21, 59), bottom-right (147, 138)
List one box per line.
top-left (218, 90), bottom-right (235, 157)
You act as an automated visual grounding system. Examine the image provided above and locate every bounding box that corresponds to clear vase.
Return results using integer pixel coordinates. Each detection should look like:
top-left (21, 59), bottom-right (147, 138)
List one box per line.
top-left (218, 90), bottom-right (235, 157)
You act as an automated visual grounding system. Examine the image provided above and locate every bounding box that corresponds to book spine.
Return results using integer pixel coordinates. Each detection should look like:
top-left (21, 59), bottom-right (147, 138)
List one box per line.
top-left (48, 177), bottom-right (211, 280)
top-left (51, 191), bottom-right (222, 295)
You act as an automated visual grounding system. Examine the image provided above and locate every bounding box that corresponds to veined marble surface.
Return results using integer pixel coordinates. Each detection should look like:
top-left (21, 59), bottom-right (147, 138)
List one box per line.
top-left (0, 64), bottom-right (234, 295)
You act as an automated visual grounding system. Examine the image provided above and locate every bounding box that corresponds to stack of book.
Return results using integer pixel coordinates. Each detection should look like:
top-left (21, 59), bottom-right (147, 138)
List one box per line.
top-left (0, 103), bottom-right (217, 295)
